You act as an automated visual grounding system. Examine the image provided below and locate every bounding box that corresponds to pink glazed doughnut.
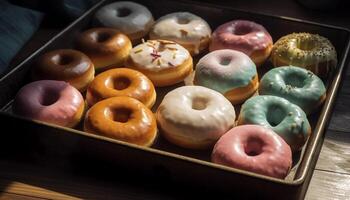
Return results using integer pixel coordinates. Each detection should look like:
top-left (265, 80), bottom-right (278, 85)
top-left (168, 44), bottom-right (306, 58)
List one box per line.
top-left (212, 125), bottom-right (292, 179)
top-left (209, 20), bottom-right (273, 66)
top-left (13, 80), bottom-right (85, 128)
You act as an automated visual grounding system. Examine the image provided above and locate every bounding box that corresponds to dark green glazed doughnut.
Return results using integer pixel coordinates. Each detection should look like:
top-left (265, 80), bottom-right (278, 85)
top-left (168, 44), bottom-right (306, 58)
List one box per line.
top-left (259, 66), bottom-right (326, 115)
top-left (238, 95), bottom-right (311, 151)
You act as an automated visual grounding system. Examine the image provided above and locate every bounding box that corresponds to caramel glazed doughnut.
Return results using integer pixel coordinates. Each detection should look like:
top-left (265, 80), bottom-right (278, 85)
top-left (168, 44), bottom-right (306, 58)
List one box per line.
top-left (76, 28), bottom-right (132, 72)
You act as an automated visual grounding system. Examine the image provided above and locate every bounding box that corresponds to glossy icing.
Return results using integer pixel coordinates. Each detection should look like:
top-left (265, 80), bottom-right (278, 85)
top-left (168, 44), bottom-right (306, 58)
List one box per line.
top-left (210, 20), bottom-right (273, 56)
top-left (212, 125), bottom-right (292, 179)
top-left (194, 49), bottom-right (257, 94)
top-left (271, 33), bottom-right (337, 76)
top-left (150, 12), bottom-right (211, 54)
top-left (129, 40), bottom-right (190, 72)
top-left (13, 80), bottom-right (84, 127)
top-left (93, 1), bottom-right (154, 38)
top-left (157, 86), bottom-right (236, 149)
top-left (259, 66), bottom-right (326, 114)
top-left (238, 95), bottom-right (311, 151)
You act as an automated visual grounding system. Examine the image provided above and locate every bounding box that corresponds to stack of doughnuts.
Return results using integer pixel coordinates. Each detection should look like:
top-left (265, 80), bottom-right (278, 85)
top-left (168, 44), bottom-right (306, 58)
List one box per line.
top-left (12, 1), bottom-right (339, 179)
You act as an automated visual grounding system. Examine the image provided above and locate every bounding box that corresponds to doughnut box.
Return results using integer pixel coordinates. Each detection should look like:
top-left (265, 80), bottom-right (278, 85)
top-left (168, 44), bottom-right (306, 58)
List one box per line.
top-left (0, 0), bottom-right (349, 199)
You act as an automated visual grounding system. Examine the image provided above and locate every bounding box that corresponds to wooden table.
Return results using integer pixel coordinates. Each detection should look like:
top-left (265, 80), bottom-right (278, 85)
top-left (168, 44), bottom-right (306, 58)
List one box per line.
top-left (1, 1), bottom-right (350, 199)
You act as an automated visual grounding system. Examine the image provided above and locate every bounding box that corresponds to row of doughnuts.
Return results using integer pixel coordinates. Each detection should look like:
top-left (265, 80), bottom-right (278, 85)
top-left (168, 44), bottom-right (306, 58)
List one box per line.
top-left (11, 1), bottom-right (339, 180)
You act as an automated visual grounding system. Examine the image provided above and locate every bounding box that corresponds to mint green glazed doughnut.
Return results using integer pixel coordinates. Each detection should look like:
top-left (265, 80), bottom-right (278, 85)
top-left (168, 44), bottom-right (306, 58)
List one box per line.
top-left (238, 95), bottom-right (311, 151)
top-left (259, 66), bottom-right (326, 115)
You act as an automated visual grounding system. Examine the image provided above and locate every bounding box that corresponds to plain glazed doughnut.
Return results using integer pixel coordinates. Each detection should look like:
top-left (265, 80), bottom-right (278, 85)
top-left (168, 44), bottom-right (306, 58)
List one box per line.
top-left (86, 68), bottom-right (156, 108)
top-left (150, 12), bottom-right (211, 55)
top-left (238, 95), bottom-right (311, 151)
top-left (194, 49), bottom-right (258, 104)
top-left (271, 33), bottom-right (337, 77)
top-left (84, 96), bottom-right (157, 147)
top-left (259, 66), bottom-right (326, 115)
top-left (156, 86), bottom-right (236, 149)
top-left (210, 20), bottom-right (273, 66)
top-left (212, 125), bottom-right (292, 179)
top-left (93, 1), bottom-right (154, 43)
top-left (76, 28), bottom-right (132, 72)
top-left (127, 39), bottom-right (193, 87)
top-left (32, 49), bottom-right (95, 92)
top-left (13, 80), bottom-right (85, 128)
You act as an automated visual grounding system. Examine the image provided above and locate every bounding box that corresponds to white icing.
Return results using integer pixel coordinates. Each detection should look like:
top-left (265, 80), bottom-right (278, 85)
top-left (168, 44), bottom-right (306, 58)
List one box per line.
top-left (150, 12), bottom-right (211, 53)
top-left (129, 40), bottom-right (190, 72)
top-left (94, 1), bottom-right (154, 35)
top-left (157, 86), bottom-right (236, 145)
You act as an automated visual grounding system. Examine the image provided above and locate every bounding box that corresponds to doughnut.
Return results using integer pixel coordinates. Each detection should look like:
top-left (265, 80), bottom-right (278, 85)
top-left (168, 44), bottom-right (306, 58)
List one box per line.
top-left (93, 1), bottom-right (154, 43)
top-left (149, 12), bottom-right (211, 55)
top-left (32, 49), bottom-right (94, 92)
top-left (238, 95), bottom-right (311, 151)
top-left (156, 86), bottom-right (236, 149)
top-left (194, 49), bottom-right (258, 104)
top-left (209, 20), bottom-right (273, 66)
top-left (75, 28), bottom-right (132, 72)
top-left (212, 125), bottom-right (292, 179)
top-left (127, 39), bottom-right (193, 87)
top-left (271, 33), bottom-right (337, 77)
top-left (84, 96), bottom-right (157, 147)
top-left (13, 80), bottom-right (84, 128)
top-left (259, 66), bottom-right (326, 115)
top-left (86, 68), bottom-right (156, 108)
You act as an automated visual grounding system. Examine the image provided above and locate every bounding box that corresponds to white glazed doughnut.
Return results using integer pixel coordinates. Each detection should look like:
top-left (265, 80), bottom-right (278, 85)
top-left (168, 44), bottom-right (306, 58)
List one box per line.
top-left (156, 86), bottom-right (236, 149)
top-left (150, 12), bottom-right (212, 55)
top-left (93, 1), bottom-right (154, 43)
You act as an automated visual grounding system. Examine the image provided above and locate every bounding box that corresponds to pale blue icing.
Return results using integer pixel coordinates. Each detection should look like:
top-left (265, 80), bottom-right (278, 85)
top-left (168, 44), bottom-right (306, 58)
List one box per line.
top-left (194, 49), bottom-right (257, 94)
top-left (259, 66), bottom-right (326, 115)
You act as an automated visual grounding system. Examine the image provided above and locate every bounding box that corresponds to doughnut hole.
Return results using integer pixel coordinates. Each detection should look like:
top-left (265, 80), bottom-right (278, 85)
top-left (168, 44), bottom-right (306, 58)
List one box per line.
top-left (220, 57), bottom-right (232, 66)
top-left (176, 17), bottom-right (190, 25)
top-left (283, 72), bottom-right (306, 88)
top-left (116, 7), bottom-right (131, 17)
top-left (39, 89), bottom-right (60, 106)
top-left (52, 54), bottom-right (74, 66)
top-left (192, 97), bottom-right (209, 110)
top-left (233, 25), bottom-right (252, 35)
top-left (266, 104), bottom-right (286, 127)
top-left (94, 32), bottom-right (112, 43)
top-left (106, 107), bottom-right (132, 123)
top-left (106, 76), bottom-right (131, 90)
top-left (298, 39), bottom-right (316, 51)
top-left (244, 137), bottom-right (264, 156)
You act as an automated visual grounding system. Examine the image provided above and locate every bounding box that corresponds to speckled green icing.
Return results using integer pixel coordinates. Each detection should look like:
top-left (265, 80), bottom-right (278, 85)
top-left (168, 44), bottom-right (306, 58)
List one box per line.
top-left (238, 95), bottom-right (311, 151)
top-left (194, 49), bottom-right (257, 94)
top-left (259, 66), bottom-right (326, 115)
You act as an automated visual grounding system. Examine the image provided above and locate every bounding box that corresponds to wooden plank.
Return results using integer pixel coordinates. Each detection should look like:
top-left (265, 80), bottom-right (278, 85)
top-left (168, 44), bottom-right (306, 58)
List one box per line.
top-left (0, 192), bottom-right (46, 200)
top-left (327, 92), bottom-right (350, 132)
top-left (305, 170), bottom-right (350, 200)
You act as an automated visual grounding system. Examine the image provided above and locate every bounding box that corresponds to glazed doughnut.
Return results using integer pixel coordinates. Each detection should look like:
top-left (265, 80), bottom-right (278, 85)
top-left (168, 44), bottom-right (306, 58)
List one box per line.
top-left (194, 49), bottom-right (258, 104)
top-left (84, 96), bottom-right (157, 147)
top-left (127, 39), bottom-right (193, 87)
top-left (259, 66), bottom-right (326, 114)
top-left (238, 95), bottom-right (311, 151)
top-left (75, 28), bottom-right (132, 72)
top-left (32, 49), bottom-right (94, 92)
top-left (212, 125), bottom-right (292, 179)
top-left (13, 80), bottom-right (84, 128)
top-left (271, 33), bottom-right (337, 77)
top-left (156, 86), bottom-right (236, 149)
top-left (149, 12), bottom-right (211, 55)
top-left (86, 68), bottom-right (156, 108)
top-left (93, 1), bottom-right (154, 43)
top-left (210, 20), bottom-right (273, 66)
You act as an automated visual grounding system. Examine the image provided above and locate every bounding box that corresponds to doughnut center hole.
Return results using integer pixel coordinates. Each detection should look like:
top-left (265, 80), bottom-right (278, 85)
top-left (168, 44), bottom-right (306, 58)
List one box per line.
top-left (245, 137), bottom-right (264, 156)
top-left (234, 25), bottom-right (252, 35)
top-left (298, 40), bottom-right (316, 51)
top-left (95, 32), bottom-right (111, 43)
top-left (220, 57), bottom-right (231, 66)
top-left (52, 54), bottom-right (74, 65)
top-left (40, 90), bottom-right (59, 106)
top-left (266, 105), bottom-right (286, 127)
top-left (192, 97), bottom-right (208, 110)
top-left (116, 7), bottom-right (131, 17)
top-left (109, 108), bottom-right (132, 123)
top-left (284, 72), bottom-right (306, 88)
top-left (111, 76), bottom-right (131, 90)
top-left (177, 17), bottom-right (190, 24)
top-left (157, 43), bottom-right (166, 52)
